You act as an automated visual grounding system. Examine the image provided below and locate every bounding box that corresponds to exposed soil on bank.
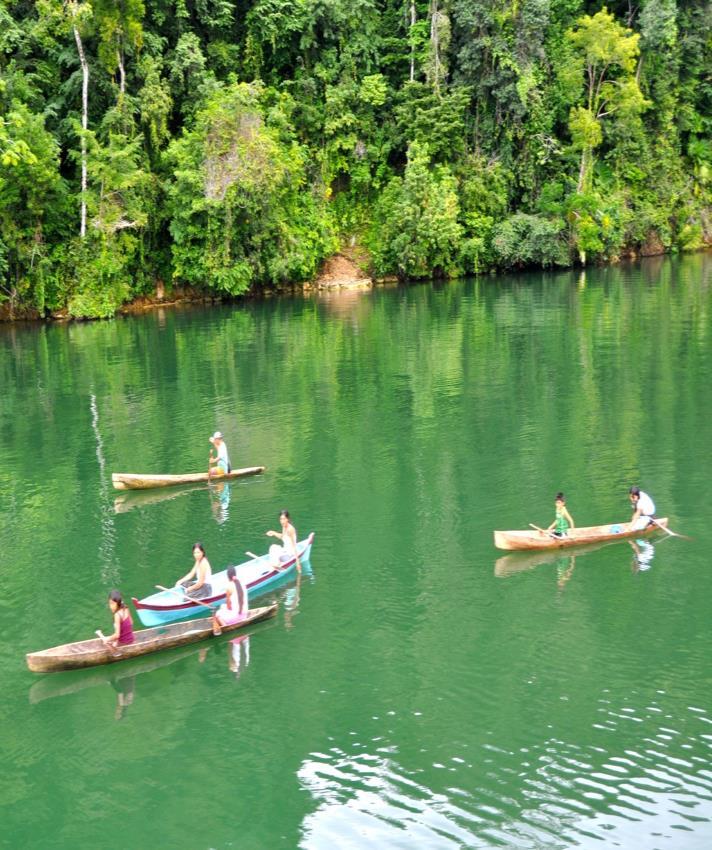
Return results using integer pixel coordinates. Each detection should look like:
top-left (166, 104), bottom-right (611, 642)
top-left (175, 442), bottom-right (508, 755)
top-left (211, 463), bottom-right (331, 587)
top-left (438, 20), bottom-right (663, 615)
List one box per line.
top-left (307, 247), bottom-right (373, 290)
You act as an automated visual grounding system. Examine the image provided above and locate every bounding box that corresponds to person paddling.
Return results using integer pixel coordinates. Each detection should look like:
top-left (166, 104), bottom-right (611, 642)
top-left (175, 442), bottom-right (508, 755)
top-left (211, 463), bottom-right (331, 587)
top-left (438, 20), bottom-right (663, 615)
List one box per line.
top-left (628, 486), bottom-right (656, 531)
top-left (101, 590), bottom-right (135, 647)
top-left (547, 492), bottom-right (575, 538)
top-left (266, 510), bottom-right (301, 572)
top-left (175, 542), bottom-right (213, 599)
top-left (208, 431), bottom-right (231, 478)
top-left (212, 566), bottom-right (249, 632)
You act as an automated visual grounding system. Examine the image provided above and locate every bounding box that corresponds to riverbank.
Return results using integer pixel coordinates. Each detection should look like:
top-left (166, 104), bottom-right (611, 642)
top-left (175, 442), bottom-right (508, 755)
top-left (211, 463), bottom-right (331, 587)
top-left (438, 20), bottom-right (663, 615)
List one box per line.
top-left (1, 246), bottom-right (709, 324)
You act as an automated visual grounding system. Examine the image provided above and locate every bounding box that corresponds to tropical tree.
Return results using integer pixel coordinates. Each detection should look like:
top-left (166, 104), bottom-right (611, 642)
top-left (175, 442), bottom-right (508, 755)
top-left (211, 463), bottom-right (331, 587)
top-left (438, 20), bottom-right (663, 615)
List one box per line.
top-left (168, 81), bottom-right (336, 294)
top-left (564, 8), bottom-right (647, 195)
top-left (370, 140), bottom-right (463, 278)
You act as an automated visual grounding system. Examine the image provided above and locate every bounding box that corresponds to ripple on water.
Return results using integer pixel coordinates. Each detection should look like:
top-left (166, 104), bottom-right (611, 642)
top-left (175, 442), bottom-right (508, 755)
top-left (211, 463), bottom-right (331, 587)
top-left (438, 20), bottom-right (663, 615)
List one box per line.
top-left (294, 716), bottom-right (712, 850)
top-left (298, 748), bottom-right (501, 849)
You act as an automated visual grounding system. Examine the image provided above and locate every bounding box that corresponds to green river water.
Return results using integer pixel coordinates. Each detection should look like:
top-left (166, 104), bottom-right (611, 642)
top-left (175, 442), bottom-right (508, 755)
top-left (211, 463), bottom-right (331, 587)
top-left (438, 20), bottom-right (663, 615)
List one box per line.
top-left (1, 254), bottom-right (711, 849)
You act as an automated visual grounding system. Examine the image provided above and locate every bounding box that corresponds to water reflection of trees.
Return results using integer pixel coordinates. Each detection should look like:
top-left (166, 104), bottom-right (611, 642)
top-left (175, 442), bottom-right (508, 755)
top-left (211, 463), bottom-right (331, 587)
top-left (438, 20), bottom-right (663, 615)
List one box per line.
top-left (3, 256), bottom-right (710, 541)
top-left (0, 256), bottom-right (707, 678)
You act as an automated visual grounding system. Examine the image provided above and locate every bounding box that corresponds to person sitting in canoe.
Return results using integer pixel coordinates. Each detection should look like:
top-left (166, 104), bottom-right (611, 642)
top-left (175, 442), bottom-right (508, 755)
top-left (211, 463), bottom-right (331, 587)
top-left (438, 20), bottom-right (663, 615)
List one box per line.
top-left (547, 492), bottom-right (575, 538)
top-left (208, 431), bottom-right (231, 478)
top-left (211, 566), bottom-right (248, 633)
top-left (101, 590), bottom-right (135, 647)
top-left (628, 486), bottom-right (656, 530)
top-left (266, 510), bottom-right (301, 572)
top-left (175, 542), bottom-right (213, 599)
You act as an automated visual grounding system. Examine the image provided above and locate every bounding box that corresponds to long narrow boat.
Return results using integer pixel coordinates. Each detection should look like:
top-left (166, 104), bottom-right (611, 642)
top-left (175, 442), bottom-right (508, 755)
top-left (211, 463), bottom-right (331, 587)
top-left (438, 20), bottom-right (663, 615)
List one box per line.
top-left (132, 532), bottom-right (315, 627)
top-left (111, 466), bottom-right (265, 490)
top-left (26, 604), bottom-right (277, 673)
top-left (493, 518), bottom-right (667, 551)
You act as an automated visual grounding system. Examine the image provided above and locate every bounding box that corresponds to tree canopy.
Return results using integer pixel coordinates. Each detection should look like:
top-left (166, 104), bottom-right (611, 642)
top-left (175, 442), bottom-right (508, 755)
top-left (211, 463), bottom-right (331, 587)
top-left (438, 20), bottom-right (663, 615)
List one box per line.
top-left (0, 0), bottom-right (709, 317)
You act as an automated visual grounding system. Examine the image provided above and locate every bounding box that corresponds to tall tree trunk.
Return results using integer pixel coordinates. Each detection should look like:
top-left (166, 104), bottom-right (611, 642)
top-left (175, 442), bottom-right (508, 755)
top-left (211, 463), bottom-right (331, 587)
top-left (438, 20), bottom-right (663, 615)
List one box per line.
top-left (73, 25), bottom-right (89, 238)
top-left (117, 49), bottom-right (126, 99)
top-left (409, 0), bottom-right (416, 82)
top-left (430, 0), bottom-right (441, 95)
top-left (577, 146), bottom-right (589, 194)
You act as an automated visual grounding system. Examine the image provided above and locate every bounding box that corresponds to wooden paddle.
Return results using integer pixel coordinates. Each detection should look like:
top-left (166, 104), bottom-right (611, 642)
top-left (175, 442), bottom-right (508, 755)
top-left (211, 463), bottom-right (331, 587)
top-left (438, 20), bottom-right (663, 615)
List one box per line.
top-left (155, 584), bottom-right (217, 610)
top-left (260, 531), bottom-right (302, 573)
top-left (249, 549), bottom-right (291, 573)
top-left (156, 584), bottom-right (223, 633)
top-left (529, 523), bottom-right (556, 538)
top-left (650, 518), bottom-right (692, 540)
top-left (248, 548), bottom-right (284, 572)
top-left (96, 630), bottom-right (122, 656)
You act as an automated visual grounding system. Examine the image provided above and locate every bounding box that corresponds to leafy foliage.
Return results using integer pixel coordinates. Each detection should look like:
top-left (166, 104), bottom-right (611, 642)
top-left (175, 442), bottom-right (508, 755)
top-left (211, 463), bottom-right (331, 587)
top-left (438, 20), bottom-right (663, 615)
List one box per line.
top-left (168, 82), bottom-right (336, 294)
top-left (0, 0), bottom-right (709, 316)
top-left (492, 213), bottom-right (569, 269)
top-left (369, 141), bottom-right (463, 279)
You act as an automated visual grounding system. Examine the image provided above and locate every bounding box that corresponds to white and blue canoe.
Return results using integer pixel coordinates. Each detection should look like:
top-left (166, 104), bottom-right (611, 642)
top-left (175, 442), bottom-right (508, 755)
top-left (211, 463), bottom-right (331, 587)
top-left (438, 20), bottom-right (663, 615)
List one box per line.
top-left (132, 533), bottom-right (314, 627)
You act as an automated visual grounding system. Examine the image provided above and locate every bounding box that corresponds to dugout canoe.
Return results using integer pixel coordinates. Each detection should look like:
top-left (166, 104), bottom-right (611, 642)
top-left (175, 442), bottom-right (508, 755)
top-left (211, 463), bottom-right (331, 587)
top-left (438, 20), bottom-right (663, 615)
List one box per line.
top-left (111, 466), bottom-right (265, 490)
top-left (132, 532), bottom-right (315, 627)
top-left (26, 604), bottom-right (277, 673)
top-left (493, 518), bottom-right (668, 551)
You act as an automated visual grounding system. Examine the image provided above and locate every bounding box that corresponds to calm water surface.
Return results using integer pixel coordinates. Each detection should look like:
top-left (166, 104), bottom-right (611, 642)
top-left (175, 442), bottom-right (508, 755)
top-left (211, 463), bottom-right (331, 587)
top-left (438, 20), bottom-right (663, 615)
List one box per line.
top-left (1, 255), bottom-right (711, 849)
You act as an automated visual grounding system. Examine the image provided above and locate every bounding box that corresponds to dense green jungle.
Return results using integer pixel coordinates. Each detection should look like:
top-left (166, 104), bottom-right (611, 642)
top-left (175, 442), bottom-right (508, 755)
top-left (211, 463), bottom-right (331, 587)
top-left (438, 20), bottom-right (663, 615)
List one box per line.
top-left (0, 0), bottom-right (710, 318)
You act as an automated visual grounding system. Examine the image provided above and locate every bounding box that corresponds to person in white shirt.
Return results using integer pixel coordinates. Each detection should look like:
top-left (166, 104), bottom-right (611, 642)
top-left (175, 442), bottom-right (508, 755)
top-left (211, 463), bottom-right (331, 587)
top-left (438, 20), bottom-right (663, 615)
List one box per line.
top-left (208, 431), bottom-right (231, 477)
top-left (628, 486), bottom-right (656, 531)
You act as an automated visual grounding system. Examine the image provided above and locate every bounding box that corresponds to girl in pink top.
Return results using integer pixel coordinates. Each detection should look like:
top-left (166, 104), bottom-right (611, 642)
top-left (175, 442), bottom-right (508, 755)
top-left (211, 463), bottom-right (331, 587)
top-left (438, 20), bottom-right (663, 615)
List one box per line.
top-left (102, 590), bottom-right (135, 646)
top-left (212, 566), bottom-right (248, 630)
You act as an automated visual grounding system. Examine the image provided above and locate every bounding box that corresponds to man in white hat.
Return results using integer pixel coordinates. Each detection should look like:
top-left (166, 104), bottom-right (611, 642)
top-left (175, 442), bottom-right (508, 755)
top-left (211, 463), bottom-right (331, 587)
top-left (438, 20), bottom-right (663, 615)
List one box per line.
top-left (208, 431), bottom-right (231, 478)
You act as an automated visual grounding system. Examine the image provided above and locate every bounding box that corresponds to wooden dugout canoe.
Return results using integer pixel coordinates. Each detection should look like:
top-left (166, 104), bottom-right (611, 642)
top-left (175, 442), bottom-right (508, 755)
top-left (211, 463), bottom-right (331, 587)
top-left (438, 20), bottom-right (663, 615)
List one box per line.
top-left (111, 466), bottom-right (265, 491)
top-left (26, 604), bottom-right (277, 673)
top-left (493, 518), bottom-right (668, 551)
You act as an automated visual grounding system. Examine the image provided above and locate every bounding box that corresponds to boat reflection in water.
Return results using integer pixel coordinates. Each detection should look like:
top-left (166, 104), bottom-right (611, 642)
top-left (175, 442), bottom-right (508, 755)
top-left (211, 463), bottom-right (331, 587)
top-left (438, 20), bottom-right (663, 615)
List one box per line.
top-left (29, 642), bottom-right (214, 710)
top-left (113, 480), bottom-right (232, 525)
top-left (113, 484), bottom-right (205, 514)
top-left (495, 538), bottom-right (658, 583)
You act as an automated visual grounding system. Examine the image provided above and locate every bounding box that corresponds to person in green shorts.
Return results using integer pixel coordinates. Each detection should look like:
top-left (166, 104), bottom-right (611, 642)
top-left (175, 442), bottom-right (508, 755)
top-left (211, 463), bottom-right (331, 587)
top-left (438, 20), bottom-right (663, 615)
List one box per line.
top-left (547, 492), bottom-right (575, 538)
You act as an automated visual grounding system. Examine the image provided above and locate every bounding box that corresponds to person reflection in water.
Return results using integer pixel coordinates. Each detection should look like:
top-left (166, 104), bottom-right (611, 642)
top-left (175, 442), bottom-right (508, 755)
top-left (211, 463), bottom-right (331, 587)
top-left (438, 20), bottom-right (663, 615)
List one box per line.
top-left (556, 555), bottom-right (576, 592)
top-left (228, 635), bottom-right (250, 679)
top-left (209, 482), bottom-right (231, 525)
top-left (630, 538), bottom-right (655, 573)
top-left (112, 675), bottom-right (135, 721)
top-left (283, 570), bottom-right (302, 631)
